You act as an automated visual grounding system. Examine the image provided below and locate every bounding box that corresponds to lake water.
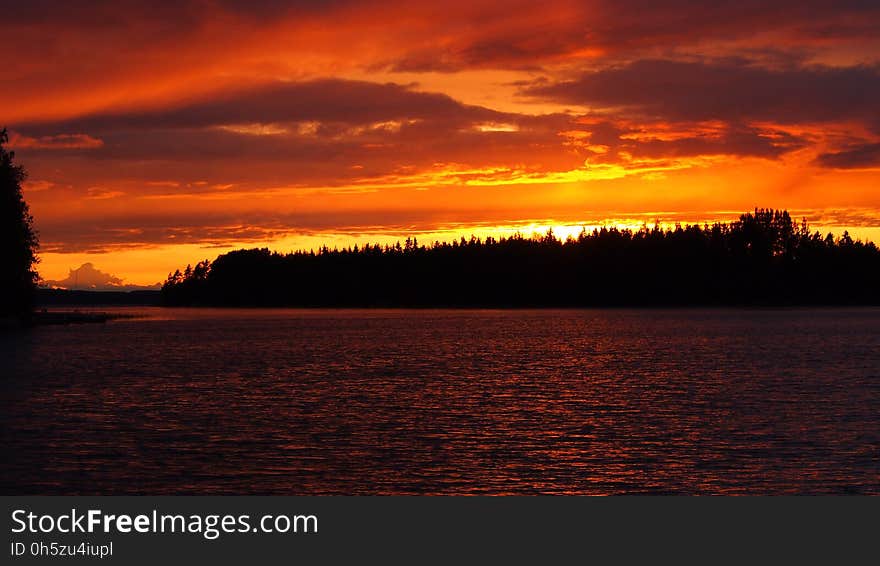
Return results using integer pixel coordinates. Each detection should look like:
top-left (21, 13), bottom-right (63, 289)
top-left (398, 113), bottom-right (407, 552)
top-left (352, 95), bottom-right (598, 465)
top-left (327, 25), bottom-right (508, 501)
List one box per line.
top-left (1, 307), bottom-right (878, 494)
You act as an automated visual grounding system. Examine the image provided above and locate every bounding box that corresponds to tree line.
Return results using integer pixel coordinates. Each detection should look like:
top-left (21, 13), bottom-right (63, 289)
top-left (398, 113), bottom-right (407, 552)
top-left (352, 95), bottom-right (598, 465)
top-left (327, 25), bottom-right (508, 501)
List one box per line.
top-left (162, 209), bottom-right (880, 307)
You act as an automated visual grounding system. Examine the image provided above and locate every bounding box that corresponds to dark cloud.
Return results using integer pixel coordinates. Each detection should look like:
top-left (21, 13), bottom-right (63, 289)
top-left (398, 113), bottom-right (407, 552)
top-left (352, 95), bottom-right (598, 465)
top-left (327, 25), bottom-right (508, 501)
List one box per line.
top-left (386, 27), bottom-right (587, 73)
top-left (587, 0), bottom-right (880, 43)
top-left (36, 208), bottom-right (517, 253)
top-left (621, 126), bottom-right (806, 161)
top-left (39, 220), bottom-right (294, 254)
top-left (11, 80), bottom-right (587, 188)
top-left (814, 143), bottom-right (880, 169)
top-left (562, 118), bottom-right (807, 165)
top-left (7, 132), bottom-right (103, 150)
top-left (6, 1), bottom-right (879, 83)
top-left (380, 0), bottom-right (880, 72)
top-left (15, 80), bottom-right (504, 133)
top-left (0, 0), bottom-right (350, 25)
top-left (523, 59), bottom-right (880, 124)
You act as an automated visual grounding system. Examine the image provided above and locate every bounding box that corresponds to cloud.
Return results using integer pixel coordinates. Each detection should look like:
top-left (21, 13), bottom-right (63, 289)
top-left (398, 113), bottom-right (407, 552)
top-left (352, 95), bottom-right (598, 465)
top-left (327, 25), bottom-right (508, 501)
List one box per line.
top-left (17, 79), bottom-right (504, 134)
top-left (522, 58), bottom-right (880, 125)
top-left (565, 119), bottom-right (808, 164)
top-left (0, 0), bottom-right (353, 25)
top-left (35, 204), bottom-right (567, 253)
top-left (814, 143), bottom-right (880, 169)
top-left (520, 57), bottom-right (880, 168)
top-left (10, 79), bottom-right (590, 191)
top-left (377, 0), bottom-right (880, 72)
top-left (41, 262), bottom-right (159, 290)
top-left (8, 132), bottom-right (103, 150)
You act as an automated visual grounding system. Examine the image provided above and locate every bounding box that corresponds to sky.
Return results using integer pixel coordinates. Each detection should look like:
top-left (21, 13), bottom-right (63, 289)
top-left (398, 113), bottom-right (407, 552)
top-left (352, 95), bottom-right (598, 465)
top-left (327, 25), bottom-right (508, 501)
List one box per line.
top-left (5, 0), bottom-right (880, 288)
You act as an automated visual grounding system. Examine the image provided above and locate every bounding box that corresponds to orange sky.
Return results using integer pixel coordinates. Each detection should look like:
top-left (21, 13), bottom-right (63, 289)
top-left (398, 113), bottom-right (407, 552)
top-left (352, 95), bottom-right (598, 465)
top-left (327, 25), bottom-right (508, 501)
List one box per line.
top-left (5, 0), bottom-right (880, 287)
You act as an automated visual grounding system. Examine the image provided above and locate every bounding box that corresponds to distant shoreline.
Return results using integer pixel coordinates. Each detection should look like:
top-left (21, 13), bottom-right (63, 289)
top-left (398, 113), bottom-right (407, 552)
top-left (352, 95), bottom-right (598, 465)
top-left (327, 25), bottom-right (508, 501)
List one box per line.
top-left (30, 310), bottom-right (140, 325)
top-left (32, 287), bottom-right (880, 309)
top-left (35, 288), bottom-right (162, 307)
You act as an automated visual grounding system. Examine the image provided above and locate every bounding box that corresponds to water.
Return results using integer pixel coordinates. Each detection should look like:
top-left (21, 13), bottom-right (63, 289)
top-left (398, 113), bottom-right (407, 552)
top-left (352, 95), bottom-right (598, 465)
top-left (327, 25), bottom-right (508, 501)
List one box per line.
top-left (1, 308), bottom-right (878, 494)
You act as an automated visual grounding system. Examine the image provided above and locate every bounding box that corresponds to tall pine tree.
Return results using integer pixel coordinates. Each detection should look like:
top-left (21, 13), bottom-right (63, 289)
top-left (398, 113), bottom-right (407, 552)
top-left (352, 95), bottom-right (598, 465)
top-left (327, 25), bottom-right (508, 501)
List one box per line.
top-left (0, 128), bottom-right (39, 319)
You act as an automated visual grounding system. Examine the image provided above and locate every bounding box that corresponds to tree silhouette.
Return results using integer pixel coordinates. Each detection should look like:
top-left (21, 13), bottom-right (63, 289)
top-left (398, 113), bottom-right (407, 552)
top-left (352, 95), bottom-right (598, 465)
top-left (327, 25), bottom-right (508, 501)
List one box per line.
top-left (0, 128), bottom-right (39, 319)
top-left (162, 208), bottom-right (880, 307)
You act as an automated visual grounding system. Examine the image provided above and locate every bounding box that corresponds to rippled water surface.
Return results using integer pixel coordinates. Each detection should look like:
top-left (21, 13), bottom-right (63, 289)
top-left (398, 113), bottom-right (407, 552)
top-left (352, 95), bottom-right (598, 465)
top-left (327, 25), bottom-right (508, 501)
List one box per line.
top-left (2, 308), bottom-right (878, 494)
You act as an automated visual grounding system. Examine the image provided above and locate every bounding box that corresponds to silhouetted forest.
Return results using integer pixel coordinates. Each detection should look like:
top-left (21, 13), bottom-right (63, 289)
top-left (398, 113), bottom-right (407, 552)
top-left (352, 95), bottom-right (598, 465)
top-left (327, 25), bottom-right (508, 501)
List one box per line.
top-left (162, 209), bottom-right (880, 307)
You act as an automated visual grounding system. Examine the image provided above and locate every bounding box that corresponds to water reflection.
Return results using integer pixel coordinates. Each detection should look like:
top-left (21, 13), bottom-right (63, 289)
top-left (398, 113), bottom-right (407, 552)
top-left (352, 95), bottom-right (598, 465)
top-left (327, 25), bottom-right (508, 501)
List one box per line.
top-left (1, 308), bottom-right (878, 494)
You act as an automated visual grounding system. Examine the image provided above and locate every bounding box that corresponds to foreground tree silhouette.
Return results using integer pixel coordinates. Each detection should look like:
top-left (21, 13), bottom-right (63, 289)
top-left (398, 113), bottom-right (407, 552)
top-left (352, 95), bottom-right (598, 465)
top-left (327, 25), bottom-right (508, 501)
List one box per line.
top-left (0, 128), bottom-right (39, 319)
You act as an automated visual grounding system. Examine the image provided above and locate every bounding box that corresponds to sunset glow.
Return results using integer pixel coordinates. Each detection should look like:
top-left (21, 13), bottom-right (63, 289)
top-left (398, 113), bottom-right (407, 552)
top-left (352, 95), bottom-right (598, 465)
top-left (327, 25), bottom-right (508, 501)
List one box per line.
top-left (6, 0), bottom-right (880, 286)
